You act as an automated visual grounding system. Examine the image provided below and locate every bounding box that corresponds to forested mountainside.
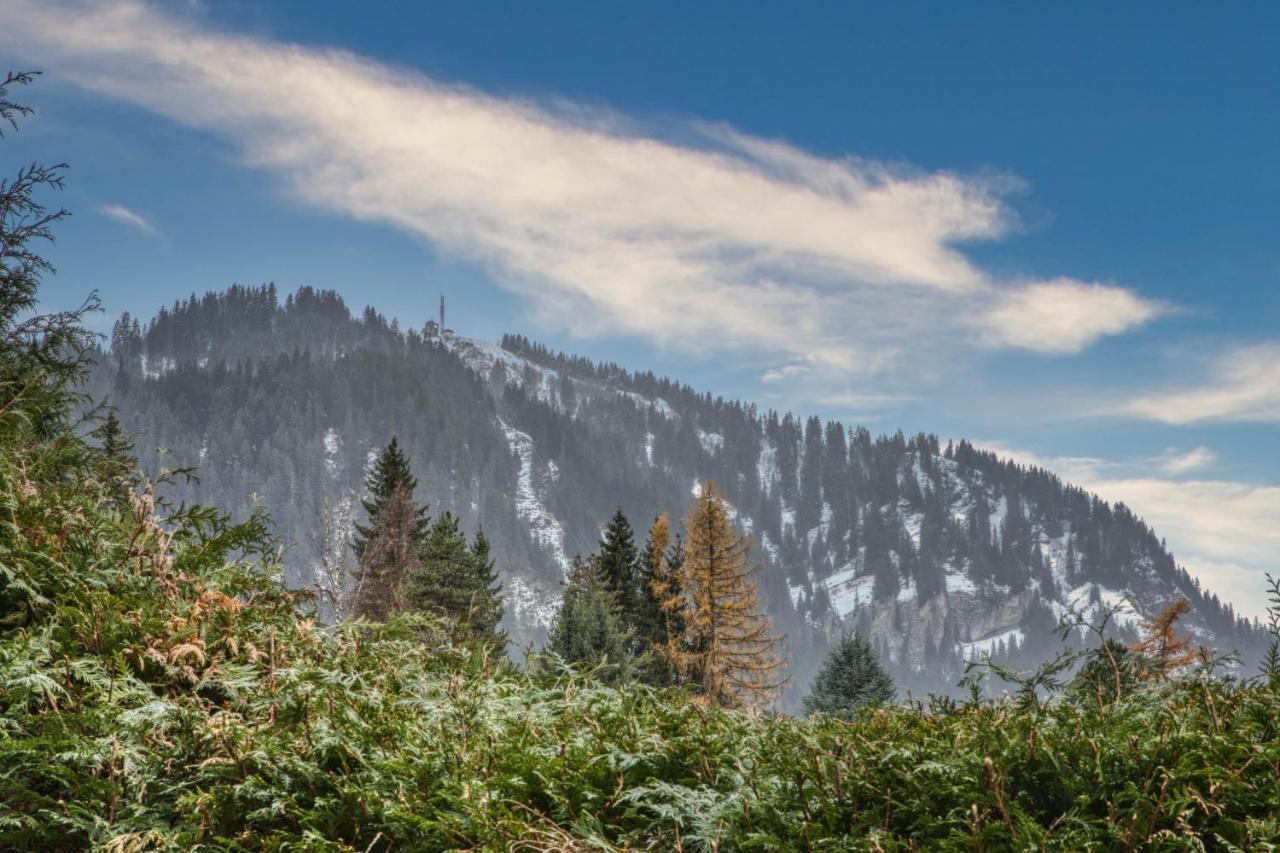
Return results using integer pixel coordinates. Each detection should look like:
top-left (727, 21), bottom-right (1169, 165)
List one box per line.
top-left (91, 285), bottom-right (1265, 700)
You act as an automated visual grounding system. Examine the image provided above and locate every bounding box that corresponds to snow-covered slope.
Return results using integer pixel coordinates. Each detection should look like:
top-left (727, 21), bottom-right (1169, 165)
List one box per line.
top-left (97, 288), bottom-right (1266, 700)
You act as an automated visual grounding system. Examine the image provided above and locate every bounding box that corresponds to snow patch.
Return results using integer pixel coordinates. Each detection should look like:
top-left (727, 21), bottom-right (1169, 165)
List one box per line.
top-left (322, 428), bottom-right (340, 477)
top-left (757, 442), bottom-right (777, 494)
top-left (507, 575), bottom-right (563, 629)
top-left (900, 503), bottom-right (923, 551)
top-left (945, 570), bottom-right (977, 596)
top-left (959, 626), bottom-right (1025, 659)
top-left (499, 418), bottom-right (570, 576)
top-left (139, 354), bottom-right (175, 379)
top-left (825, 566), bottom-right (875, 617)
top-left (620, 390), bottom-right (677, 420)
top-left (698, 429), bottom-right (724, 454)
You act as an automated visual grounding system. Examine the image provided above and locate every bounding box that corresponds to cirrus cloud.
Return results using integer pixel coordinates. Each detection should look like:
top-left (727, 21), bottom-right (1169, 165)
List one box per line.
top-left (98, 203), bottom-right (158, 237)
top-left (1121, 343), bottom-right (1280, 424)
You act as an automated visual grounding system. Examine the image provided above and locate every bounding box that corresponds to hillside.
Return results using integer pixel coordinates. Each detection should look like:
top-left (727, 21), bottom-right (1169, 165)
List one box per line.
top-left (91, 285), bottom-right (1265, 700)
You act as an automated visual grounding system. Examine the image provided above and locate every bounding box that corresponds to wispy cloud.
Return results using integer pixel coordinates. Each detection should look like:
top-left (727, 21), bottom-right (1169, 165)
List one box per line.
top-left (978, 278), bottom-right (1166, 355)
top-left (978, 442), bottom-right (1279, 619)
top-left (1159, 445), bottom-right (1217, 475)
top-left (761, 364), bottom-right (811, 383)
top-left (98, 203), bottom-right (158, 237)
top-left (816, 391), bottom-right (916, 410)
top-left (1, 0), bottom-right (1163, 377)
top-left (1120, 343), bottom-right (1280, 424)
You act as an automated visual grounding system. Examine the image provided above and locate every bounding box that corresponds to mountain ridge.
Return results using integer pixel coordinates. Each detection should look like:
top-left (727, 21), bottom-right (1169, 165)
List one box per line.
top-left (92, 284), bottom-right (1265, 704)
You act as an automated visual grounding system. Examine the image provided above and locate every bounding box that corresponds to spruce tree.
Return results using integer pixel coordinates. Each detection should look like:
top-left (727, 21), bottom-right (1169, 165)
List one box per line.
top-left (802, 633), bottom-right (895, 718)
top-left (405, 514), bottom-right (506, 651)
top-left (546, 555), bottom-right (631, 684)
top-left (90, 409), bottom-right (136, 503)
top-left (353, 437), bottom-right (426, 558)
top-left (466, 530), bottom-right (508, 651)
top-left (676, 482), bottom-right (786, 707)
top-left (597, 508), bottom-right (642, 627)
top-left (350, 483), bottom-right (420, 621)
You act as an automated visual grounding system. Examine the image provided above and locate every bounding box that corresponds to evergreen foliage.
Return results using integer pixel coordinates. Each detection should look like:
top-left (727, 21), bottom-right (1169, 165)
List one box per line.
top-left (636, 514), bottom-right (691, 687)
top-left (349, 482), bottom-right (419, 620)
top-left (404, 513), bottom-right (506, 651)
top-left (353, 437), bottom-right (427, 558)
top-left (89, 409), bottom-right (137, 503)
top-left (1260, 574), bottom-right (1280, 686)
top-left (0, 72), bottom-right (94, 440)
top-left (546, 556), bottom-right (632, 684)
top-left (803, 633), bottom-right (895, 717)
top-left (596, 508), bottom-right (643, 638)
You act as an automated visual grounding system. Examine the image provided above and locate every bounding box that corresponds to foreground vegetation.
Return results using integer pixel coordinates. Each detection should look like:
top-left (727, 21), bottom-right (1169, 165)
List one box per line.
top-left (4, 489), bottom-right (1280, 850)
top-left (4, 72), bottom-right (1280, 850)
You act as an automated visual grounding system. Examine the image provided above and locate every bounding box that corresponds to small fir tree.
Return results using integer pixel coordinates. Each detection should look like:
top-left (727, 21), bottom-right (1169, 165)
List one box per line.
top-left (90, 409), bottom-right (136, 503)
top-left (546, 555), bottom-right (632, 684)
top-left (353, 437), bottom-right (427, 558)
top-left (802, 633), bottom-right (895, 718)
top-left (466, 530), bottom-right (508, 651)
top-left (675, 481), bottom-right (786, 707)
top-left (406, 516), bottom-right (506, 650)
top-left (597, 508), bottom-right (642, 628)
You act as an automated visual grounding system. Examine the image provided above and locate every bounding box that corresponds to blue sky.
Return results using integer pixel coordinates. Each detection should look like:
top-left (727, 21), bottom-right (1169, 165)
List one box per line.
top-left (3, 0), bottom-right (1277, 615)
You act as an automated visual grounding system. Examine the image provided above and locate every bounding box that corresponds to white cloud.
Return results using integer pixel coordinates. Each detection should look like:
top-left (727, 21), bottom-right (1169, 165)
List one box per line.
top-left (761, 363), bottom-right (811, 382)
top-left (1159, 445), bottom-right (1217, 475)
top-left (978, 278), bottom-right (1165, 354)
top-left (1121, 343), bottom-right (1280, 424)
top-left (978, 442), bottom-right (1280, 620)
top-left (816, 391), bottom-right (915, 410)
top-left (1, 0), bottom-right (1162, 376)
top-left (98, 203), bottom-right (158, 236)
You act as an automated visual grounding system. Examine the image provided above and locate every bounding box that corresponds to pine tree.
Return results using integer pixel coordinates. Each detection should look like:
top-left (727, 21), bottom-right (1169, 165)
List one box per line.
top-left (675, 481), bottom-right (786, 707)
top-left (546, 555), bottom-right (632, 684)
top-left (353, 437), bottom-right (427, 558)
top-left (802, 633), bottom-right (895, 718)
top-left (405, 514), bottom-right (506, 650)
top-left (350, 482), bottom-right (420, 621)
top-left (597, 508), bottom-right (642, 628)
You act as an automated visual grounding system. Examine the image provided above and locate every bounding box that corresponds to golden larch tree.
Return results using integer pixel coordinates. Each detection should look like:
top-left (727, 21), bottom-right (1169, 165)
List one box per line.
top-left (647, 514), bottom-right (677, 647)
top-left (1130, 597), bottom-right (1202, 679)
top-left (646, 513), bottom-right (692, 686)
top-left (674, 481), bottom-right (786, 707)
